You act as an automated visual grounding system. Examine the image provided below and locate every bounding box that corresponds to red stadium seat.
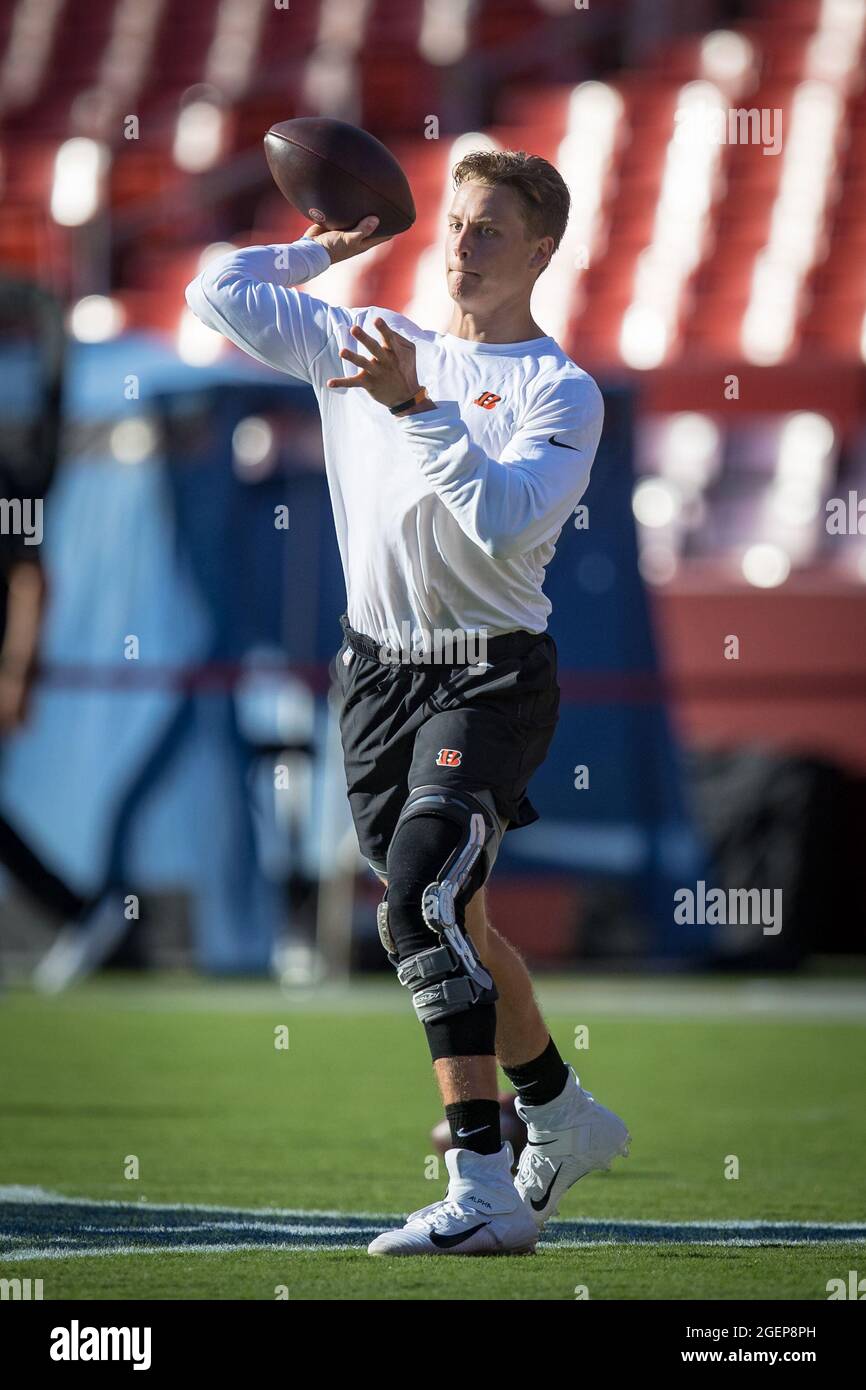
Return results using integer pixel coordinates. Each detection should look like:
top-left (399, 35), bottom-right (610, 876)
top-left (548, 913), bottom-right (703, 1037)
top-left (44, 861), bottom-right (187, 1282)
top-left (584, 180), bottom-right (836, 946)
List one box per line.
top-left (0, 0), bottom-right (854, 402)
top-left (0, 202), bottom-right (66, 281)
top-left (494, 85), bottom-right (573, 131)
top-left (359, 55), bottom-right (438, 132)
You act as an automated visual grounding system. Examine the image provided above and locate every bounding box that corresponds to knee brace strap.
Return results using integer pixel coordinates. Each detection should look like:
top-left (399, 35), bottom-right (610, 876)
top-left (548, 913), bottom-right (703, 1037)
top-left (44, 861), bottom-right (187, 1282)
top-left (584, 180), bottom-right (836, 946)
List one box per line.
top-left (397, 938), bottom-right (495, 1024)
top-left (377, 895), bottom-right (497, 1024)
top-left (392, 784), bottom-right (506, 932)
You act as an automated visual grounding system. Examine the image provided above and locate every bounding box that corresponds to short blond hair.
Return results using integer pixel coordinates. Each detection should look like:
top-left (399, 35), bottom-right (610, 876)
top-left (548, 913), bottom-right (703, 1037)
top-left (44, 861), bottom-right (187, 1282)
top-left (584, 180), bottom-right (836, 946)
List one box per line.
top-left (451, 149), bottom-right (570, 273)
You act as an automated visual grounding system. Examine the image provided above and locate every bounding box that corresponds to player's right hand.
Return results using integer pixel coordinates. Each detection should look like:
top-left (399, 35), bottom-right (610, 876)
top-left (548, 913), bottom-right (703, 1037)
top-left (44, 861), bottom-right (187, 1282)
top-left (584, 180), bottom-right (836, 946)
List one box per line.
top-left (302, 216), bottom-right (393, 265)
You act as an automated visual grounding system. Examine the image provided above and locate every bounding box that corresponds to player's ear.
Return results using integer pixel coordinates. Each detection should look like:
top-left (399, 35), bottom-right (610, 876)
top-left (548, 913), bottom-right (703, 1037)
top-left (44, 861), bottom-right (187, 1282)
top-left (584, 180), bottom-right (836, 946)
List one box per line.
top-left (530, 236), bottom-right (554, 274)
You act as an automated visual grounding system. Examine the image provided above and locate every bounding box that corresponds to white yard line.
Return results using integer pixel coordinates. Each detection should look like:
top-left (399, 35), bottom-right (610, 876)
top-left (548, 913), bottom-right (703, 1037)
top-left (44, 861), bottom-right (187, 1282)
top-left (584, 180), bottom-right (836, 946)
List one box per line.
top-left (1, 1187), bottom-right (864, 1261)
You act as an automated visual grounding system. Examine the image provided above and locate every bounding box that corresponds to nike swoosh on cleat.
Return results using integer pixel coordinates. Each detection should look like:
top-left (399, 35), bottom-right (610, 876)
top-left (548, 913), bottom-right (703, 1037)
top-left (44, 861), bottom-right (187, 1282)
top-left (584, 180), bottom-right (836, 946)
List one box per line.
top-left (526, 1139), bottom-right (559, 1146)
top-left (530, 1163), bottom-right (563, 1212)
top-left (429, 1222), bottom-right (490, 1248)
top-left (548, 434), bottom-right (582, 451)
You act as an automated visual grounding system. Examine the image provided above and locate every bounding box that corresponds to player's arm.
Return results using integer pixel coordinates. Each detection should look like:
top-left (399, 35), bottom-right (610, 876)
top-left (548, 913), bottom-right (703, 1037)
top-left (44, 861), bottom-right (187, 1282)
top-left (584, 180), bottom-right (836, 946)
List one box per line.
top-left (0, 558), bottom-right (45, 732)
top-left (183, 217), bottom-right (389, 383)
top-left (396, 377), bottom-right (605, 561)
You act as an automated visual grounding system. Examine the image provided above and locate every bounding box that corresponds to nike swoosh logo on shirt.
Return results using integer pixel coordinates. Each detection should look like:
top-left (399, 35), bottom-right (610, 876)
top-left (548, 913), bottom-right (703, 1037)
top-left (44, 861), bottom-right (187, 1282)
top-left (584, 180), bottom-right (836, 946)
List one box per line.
top-left (530, 1162), bottom-right (563, 1211)
top-left (430, 1222), bottom-right (490, 1248)
top-left (548, 434), bottom-right (582, 451)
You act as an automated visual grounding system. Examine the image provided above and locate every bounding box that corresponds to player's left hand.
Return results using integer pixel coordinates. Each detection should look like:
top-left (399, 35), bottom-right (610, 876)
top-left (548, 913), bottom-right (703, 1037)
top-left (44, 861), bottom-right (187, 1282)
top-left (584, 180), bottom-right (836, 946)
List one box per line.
top-left (326, 318), bottom-right (419, 407)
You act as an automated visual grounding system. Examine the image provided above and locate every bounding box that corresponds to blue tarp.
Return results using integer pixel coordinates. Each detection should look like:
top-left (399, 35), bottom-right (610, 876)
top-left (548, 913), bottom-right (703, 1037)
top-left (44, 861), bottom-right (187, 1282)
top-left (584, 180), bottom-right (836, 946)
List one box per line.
top-left (0, 334), bottom-right (311, 969)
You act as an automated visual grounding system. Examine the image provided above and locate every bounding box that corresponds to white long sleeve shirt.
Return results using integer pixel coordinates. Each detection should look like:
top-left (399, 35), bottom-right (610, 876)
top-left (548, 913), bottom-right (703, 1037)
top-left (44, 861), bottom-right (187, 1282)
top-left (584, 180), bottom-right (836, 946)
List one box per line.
top-left (185, 239), bottom-right (604, 644)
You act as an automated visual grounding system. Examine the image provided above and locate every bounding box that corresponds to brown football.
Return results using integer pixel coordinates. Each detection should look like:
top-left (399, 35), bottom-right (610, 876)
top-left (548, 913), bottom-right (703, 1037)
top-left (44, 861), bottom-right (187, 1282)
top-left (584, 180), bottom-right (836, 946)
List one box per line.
top-left (431, 1093), bottom-right (528, 1168)
top-left (263, 117), bottom-right (415, 240)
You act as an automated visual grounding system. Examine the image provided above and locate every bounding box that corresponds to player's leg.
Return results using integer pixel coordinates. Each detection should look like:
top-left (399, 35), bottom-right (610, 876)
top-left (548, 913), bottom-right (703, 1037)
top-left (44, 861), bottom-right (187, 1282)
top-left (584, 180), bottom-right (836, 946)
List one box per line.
top-left (333, 630), bottom-right (532, 1253)
top-left (463, 889), bottom-right (631, 1228)
top-left (391, 642), bottom-right (566, 1131)
top-left (368, 785), bottom-right (538, 1256)
top-left (375, 767), bottom-right (567, 1134)
top-left (378, 782), bottom-right (504, 1130)
top-left (462, 889), bottom-right (549, 1067)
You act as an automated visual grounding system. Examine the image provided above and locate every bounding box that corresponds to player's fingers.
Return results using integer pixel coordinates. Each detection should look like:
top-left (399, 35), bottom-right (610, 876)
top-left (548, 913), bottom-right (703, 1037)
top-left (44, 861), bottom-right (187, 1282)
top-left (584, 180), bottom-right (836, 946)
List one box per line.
top-left (350, 325), bottom-right (385, 357)
top-left (376, 320), bottom-right (416, 363)
top-left (373, 317), bottom-right (395, 348)
top-left (326, 374), bottom-right (367, 389)
top-left (338, 347), bottom-right (374, 370)
top-left (346, 215), bottom-right (380, 243)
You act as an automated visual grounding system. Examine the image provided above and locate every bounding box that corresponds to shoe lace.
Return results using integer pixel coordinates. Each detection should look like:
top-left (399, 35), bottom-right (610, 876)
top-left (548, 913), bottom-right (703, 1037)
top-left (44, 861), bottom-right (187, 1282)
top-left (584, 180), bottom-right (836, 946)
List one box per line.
top-left (517, 1146), bottom-right (557, 1194)
top-left (407, 1197), bottom-right (475, 1230)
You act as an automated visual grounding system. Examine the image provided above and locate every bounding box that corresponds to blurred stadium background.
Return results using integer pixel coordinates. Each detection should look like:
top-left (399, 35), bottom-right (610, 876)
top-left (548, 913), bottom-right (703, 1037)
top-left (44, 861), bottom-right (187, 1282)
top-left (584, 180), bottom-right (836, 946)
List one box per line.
top-left (0, 0), bottom-right (864, 986)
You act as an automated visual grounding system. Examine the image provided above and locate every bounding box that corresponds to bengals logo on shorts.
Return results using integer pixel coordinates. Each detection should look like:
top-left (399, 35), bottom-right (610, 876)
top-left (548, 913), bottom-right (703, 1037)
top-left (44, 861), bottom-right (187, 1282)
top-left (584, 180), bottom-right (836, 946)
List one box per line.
top-left (436, 747), bottom-right (463, 767)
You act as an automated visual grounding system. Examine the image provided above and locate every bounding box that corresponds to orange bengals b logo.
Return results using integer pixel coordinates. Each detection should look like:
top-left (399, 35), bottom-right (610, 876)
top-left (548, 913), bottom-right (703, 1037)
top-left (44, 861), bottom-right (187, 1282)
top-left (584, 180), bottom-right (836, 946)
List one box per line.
top-left (474, 391), bottom-right (502, 410)
top-left (436, 748), bottom-right (463, 767)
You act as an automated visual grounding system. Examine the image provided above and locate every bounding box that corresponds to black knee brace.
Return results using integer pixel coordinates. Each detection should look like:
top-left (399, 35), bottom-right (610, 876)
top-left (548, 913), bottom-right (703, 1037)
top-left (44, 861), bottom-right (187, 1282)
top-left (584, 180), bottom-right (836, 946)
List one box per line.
top-left (385, 814), bottom-right (483, 960)
top-left (378, 785), bottom-right (506, 1058)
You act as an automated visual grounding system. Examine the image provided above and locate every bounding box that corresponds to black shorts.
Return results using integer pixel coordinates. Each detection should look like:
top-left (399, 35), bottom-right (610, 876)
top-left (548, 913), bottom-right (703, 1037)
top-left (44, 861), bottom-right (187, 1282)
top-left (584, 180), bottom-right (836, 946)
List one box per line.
top-left (333, 612), bottom-right (560, 875)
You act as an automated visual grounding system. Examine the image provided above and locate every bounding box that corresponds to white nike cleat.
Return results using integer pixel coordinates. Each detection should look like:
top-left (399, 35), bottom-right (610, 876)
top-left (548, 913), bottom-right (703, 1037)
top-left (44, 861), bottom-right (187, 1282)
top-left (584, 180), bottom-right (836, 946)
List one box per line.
top-left (514, 1066), bottom-right (631, 1229)
top-left (367, 1143), bottom-right (538, 1256)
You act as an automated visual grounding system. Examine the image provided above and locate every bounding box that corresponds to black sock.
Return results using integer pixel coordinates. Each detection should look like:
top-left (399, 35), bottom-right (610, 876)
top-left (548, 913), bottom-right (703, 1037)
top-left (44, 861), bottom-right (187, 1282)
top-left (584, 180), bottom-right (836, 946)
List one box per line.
top-left (503, 1036), bottom-right (569, 1107)
top-left (444, 1099), bottom-right (502, 1155)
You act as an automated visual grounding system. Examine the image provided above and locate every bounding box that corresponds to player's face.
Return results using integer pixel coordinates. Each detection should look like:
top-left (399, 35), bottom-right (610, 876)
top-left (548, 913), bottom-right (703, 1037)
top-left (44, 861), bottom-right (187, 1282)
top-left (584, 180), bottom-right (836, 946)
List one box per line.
top-left (445, 182), bottom-right (551, 307)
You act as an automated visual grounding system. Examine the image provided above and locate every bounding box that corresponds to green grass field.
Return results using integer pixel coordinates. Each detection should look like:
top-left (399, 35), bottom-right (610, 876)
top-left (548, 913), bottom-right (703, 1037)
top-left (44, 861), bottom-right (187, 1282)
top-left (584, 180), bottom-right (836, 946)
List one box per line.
top-left (1, 971), bottom-right (864, 1300)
